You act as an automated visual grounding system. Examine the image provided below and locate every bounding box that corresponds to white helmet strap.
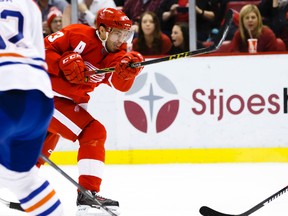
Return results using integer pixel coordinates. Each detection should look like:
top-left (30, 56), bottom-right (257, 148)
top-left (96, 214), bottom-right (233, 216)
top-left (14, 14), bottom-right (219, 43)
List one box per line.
top-left (96, 29), bottom-right (109, 53)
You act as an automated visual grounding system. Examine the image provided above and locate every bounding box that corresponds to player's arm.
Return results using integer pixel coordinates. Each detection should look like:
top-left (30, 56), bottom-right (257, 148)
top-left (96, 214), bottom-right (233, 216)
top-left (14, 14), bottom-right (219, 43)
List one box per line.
top-left (58, 51), bottom-right (88, 84)
top-left (102, 50), bottom-right (144, 92)
top-left (44, 29), bottom-right (72, 76)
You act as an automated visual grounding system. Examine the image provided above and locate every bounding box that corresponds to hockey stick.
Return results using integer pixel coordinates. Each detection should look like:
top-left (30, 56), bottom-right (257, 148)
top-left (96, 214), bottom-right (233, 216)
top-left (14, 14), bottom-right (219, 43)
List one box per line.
top-left (0, 197), bottom-right (23, 211)
top-left (86, 9), bottom-right (233, 75)
top-left (40, 154), bottom-right (118, 216)
top-left (0, 155), bottom-right (117, 216)
top-left (199, 185), bottom-right (288, 216)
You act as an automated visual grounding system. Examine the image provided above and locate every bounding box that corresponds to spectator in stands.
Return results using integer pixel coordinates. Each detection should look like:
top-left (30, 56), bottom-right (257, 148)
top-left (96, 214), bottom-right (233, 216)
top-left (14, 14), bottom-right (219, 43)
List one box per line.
top-left (258, 0), bottom-right (279, 28)
top-left (62, 0), bottom-right (116, 27)
top-left (169, 22), bottom-right (204, 54)
top-left (157, 0), bottom-right (188, 38)
top-left (132, 11), bottom-right (172, 55)
top-left (157, 0), bottom-right (223, 47)
top-left (196, 0), bottom-right (223, 43)
top-left (47, 7), bottom-right (63, 34)
top-left (36, 0), bottom-right (68, 36)
top-left (169, 22), bottom-right (190, 54)
top-left (229, 4), bottom-right (279, 52)
top-left (122, 0), bottom-right (163, 34)
top-left (258, 0), bottom-right (288, 49)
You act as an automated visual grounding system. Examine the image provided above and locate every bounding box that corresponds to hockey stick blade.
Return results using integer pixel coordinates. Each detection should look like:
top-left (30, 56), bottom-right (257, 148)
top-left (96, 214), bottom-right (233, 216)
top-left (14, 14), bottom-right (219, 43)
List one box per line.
top-left (87, 9), bottom-right (233, 75)
top-left (0, 197), bottom-right (23, 211)
top-left (40, 154), bottom-right (117, 216)
top-left (199, 185), bottom-right (288, 216)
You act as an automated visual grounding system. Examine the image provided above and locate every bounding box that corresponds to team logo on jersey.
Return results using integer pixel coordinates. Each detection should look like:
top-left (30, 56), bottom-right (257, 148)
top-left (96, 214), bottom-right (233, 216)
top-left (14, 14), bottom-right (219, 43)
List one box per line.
top-left (84, 61), bottom-right (105, 83)
top-left (124, 72), bottom-right (179, 133)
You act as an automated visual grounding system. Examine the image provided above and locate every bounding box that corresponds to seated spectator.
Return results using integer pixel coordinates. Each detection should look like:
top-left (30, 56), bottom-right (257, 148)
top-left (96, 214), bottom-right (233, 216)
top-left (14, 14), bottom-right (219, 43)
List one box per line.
top-left (47, 7), bottom-right (63, 34)
top-left (228, 4), bottom-right (279, 52)
top-left (169, 22), bottom-right (190, 54)
top-left (36, 0), bottom-right (68, 36)
top-left (169, 22), bottom-right (204, 54)
top-left (132, 11), bottom-right (172, 56)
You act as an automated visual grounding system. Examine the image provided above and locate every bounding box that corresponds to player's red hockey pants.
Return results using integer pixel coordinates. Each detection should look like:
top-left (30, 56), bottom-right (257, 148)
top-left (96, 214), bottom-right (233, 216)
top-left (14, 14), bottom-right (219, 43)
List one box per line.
top-left (38, 96), bottom-right (106, 192)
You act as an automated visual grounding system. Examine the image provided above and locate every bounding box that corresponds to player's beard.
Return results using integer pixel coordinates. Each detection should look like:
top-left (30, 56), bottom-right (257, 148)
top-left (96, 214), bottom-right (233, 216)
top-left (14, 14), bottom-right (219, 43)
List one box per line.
top-left (107, 41), bottom-right (121, 53)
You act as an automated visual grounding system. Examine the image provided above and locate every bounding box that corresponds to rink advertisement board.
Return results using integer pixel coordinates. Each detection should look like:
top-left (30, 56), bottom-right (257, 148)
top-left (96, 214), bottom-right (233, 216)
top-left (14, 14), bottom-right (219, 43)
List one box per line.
top-left (53, 54), bottom-right (288, 164)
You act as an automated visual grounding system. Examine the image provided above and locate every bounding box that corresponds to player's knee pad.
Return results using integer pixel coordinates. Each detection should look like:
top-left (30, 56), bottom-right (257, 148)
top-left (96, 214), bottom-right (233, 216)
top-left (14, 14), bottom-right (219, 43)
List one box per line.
top-left (77, 120), bottom-right (107, 161)
top-left (78, 119), bottom-right (107, 143)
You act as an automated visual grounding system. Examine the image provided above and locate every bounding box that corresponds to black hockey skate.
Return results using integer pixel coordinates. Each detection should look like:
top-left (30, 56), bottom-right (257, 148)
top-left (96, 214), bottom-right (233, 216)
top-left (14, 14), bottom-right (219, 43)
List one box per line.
top-left (76, 191), bottom-right (120, 216)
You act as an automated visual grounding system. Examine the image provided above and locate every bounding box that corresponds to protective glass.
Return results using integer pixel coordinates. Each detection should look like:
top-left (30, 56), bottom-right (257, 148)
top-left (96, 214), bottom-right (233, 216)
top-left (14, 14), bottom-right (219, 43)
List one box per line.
top-left (109, 28), bottom-right (134, 44)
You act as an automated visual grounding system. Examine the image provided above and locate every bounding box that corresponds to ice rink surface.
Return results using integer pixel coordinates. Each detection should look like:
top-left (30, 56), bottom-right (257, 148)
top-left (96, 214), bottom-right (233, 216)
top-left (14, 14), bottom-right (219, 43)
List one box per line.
top-left (1, 163), bottom-right (288, 216)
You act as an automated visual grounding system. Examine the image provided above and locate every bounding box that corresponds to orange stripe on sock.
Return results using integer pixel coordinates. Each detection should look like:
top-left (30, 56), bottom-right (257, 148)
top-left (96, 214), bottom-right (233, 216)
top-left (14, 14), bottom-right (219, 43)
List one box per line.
top-left (25, 190), bottom-right (56, 213)
top-left (0, 53), bottom-right (24, 58)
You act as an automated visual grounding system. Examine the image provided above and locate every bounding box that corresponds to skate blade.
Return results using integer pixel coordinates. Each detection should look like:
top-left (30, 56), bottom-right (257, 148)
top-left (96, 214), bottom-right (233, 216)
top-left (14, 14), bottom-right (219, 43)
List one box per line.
top-left (76, 205), bottom-right (120, 216)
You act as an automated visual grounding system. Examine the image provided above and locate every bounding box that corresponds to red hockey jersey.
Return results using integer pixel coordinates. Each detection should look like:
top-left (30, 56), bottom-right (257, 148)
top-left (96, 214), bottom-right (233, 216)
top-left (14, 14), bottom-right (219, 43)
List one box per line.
top-left (44, 24), bottom-right (134, 104)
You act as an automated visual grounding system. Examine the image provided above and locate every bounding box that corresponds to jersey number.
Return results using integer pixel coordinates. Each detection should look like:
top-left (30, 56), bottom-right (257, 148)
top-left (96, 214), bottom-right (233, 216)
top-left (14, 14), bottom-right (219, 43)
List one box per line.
top-left (0, 10), bottom-right (24, 49)
top-left (48, 32), bottom-right (86, 54)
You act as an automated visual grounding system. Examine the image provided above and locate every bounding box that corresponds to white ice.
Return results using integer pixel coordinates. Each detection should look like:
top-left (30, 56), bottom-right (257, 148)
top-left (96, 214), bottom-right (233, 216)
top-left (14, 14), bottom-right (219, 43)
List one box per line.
top-left (1, 163), bottom-right (288, 216)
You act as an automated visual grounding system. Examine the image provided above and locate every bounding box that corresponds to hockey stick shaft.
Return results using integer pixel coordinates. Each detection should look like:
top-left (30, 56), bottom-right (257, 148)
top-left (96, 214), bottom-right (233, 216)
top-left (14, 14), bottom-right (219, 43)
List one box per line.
top-left (200, 185), bottom-right (288, 216)
top-left (85, 46), bottom-right (214, 75)
top-left (86, 9), bottom-right (233, 75)
top-left (40, 154), bottom-right (117, 216)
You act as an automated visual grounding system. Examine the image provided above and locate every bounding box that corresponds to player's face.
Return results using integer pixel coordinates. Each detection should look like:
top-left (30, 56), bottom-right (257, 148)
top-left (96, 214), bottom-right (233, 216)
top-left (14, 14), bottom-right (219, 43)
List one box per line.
top-left (141, 14), bottom-right (155, 36)
top-left (106, 28), bottom-right (132, 52)
top-left (243, 11), bottom-right (258, 34)
top-left (171, 25), bottom-right (184, 47)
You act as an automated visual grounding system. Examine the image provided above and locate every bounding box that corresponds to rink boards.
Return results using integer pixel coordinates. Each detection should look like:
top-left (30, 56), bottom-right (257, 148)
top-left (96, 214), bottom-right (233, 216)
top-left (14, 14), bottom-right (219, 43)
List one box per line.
top-left (52, 53), bottom-right (288, 164)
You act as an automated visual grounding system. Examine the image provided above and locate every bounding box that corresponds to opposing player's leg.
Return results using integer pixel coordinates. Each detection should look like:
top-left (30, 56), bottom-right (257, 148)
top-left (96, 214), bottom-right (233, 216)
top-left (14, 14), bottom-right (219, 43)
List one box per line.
top-left (0, 90), bottom-right (63, 216)
top-left (0, 165), bottom-right (63, 216)
top-left (49, 97), bottom-right (119, 215)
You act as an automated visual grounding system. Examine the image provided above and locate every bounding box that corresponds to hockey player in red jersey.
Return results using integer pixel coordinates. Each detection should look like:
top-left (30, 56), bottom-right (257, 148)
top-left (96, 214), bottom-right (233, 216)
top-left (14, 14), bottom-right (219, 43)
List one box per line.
top-left (39, 8), bottom-right (144, 216)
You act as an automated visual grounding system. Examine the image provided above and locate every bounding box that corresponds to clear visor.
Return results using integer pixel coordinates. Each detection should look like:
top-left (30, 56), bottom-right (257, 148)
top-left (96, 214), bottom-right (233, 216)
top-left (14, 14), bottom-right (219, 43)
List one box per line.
top-left (108, 28), bottom-right (134, 44)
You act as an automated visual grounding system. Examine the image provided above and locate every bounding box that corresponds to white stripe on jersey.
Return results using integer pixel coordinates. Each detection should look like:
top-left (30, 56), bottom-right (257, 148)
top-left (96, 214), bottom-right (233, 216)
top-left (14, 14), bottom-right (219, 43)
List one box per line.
top-left (0, 63), bottom-right (54, 98)
top-left (53, 109), bottom-right (83, 136)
